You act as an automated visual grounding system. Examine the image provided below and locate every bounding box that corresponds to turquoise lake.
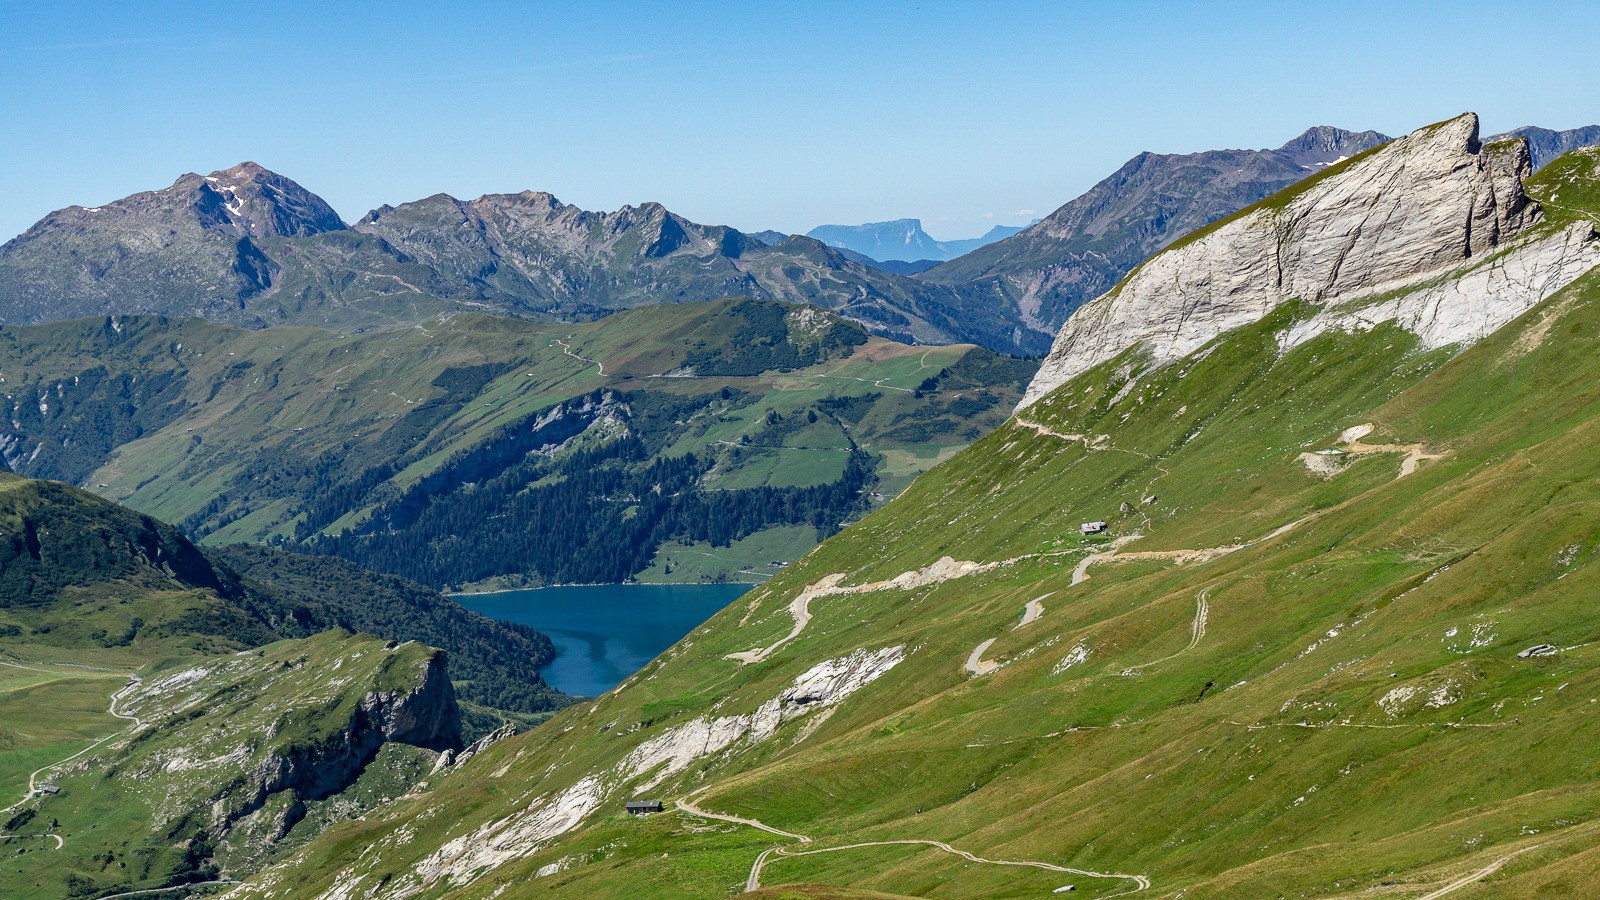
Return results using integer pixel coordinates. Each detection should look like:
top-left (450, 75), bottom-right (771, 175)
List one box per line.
top-left (454, 583), bottom-right (754, 697)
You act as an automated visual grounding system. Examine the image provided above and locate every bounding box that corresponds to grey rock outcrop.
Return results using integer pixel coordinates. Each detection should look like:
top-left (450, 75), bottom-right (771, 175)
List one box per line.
top-left (1021, 113), bottom-right (1598, 408)
top-left (0, 162), bottom-right (347, 325)
top-left (920, 126), bottom-right (1393, 343)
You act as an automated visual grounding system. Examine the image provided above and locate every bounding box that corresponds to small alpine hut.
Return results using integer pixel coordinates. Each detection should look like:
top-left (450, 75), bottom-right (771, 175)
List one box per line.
top-left (626, 800), bottom-right (664, 816)
top-left (1080, 521), bottom-right (1108, 535)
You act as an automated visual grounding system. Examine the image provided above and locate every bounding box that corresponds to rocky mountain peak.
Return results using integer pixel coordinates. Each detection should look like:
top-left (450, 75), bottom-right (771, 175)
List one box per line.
top-left (190, 161), bottom-right (346, 238)
top-left (1019, 112), bottom-right (1594, 408)
top-left (1276, 125), bottom-right (1392, 167)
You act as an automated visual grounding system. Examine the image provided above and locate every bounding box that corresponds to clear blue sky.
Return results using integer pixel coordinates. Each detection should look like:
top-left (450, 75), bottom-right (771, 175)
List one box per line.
top-left (3, 1), bottom-right (1597, 243)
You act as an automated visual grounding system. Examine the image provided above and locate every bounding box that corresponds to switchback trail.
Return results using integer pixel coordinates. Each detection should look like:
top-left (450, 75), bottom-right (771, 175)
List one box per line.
top-left (964, 638), bottom-right (1000, 676)
top-left (733, 512), bottom-right (1306, 671)
top-left (1072, 517), bottom-right (1309, 586)
top-left (679, 788), bottom-right (809, 842)
top-left (1018, 593), bottom-right (1052, 628)
top-left (553, 337), bottom-right (606, 376)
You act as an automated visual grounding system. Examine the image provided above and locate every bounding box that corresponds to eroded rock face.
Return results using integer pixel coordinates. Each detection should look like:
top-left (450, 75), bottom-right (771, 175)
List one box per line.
top-left (1020, 113), bottom-right (1587, 409)
top-left (373, 645), bottom-right (908, 897)
top-left (101, 635), bottom-right (460, 871)
top-left (623, 644), bottom-right (908, 790)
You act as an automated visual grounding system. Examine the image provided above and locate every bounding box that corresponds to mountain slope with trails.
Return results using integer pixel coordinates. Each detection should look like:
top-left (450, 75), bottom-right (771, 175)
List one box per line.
top-left (0, 472), bottom-right (567, 716)
top-left (218, 134), bottom-right (1600, 897)
top-left (0, 298), bottom-right (1034, 589)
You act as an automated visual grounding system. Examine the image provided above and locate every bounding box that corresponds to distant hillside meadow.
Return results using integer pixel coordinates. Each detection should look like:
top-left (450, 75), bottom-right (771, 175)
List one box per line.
top-left (0, 298), bottom-right (1036, 590)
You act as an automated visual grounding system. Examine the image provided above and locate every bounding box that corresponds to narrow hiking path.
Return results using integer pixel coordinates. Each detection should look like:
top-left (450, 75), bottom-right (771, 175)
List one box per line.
top-left (1072, 516), bottom-right (1311, 587)
top-left (677, 793), bottom-right (1148, 895)
top-left (1012, 416), bottom-right (1099, 448)
top-left (679, 788), bottom-right (809, 842)
top-left (553, 337), bottom-right (606, 376)
top-left (749, 839), bottom-right (1152, 896)
top-left (726, 559), bottom-right (998, 665)
top-left (1122, 589), bottom-right (1209, 675)
top-left (724, 576), bottom-right (834, 664)
top-left (811, 371), bottom-right (914, 393)
top-left (1414, 844), bottom-right (1543, 899)
top-left (92, 878), bottom-right (237, 899)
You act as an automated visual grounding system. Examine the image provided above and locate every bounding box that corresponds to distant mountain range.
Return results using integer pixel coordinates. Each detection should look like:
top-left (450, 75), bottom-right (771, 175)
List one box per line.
top-left (2, 124), bottom-right (1595, 358)
top-left (805, 219), bottom-right (1031, 262)
top-left (0, 167), bottom-right (1020, 349)
top-left (1488, 124), bottom-right (1600, 168)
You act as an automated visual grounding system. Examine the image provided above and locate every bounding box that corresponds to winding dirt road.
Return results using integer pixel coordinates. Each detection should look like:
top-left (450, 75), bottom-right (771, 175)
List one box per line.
top-left (964, 638), bottom-right (1000, 676)
top-left (677, 792), bottom-right (1147, 895)
top-left (1017, 593), bottom-right (1052, 628)
top-left (553, 337), bottom-right (606, 376)
top-left (679, 788), bottom-right (809, 842)
top-left (1415, 844), bottom-right (1543, 899)
top-left (748, 838), bottom-right (1150, 895)
top-left (1123, 589), bottom-right (1209, 675)
top-left (8, 675), bottom-right (142, 839)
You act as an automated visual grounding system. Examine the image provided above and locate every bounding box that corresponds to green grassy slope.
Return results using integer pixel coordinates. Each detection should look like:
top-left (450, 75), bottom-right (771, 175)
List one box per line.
top-left (0, 472), bottom-right (568, 715)
top-left (235, 226), bottom-right (1600, 897)
top-left (0, 298), bottom-right (1033, 589)
top-left (0, 631), bottom-right (457, 899)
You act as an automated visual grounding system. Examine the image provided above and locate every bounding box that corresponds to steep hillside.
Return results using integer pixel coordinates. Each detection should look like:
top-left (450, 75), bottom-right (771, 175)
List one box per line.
top-left (919, 126), bottom-right (1392, 338)
top-left (227, 134), bottom-right (1600, 898)
top-left (0, 630), bottom-right (464, 899)
top-left (0, 299), bottom-right (1035, 589)
top-left (0, 473), bottom-right (567, 714)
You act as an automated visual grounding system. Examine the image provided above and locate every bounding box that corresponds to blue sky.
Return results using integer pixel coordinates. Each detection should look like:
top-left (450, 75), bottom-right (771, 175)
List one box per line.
top-left (2, 1), bottom-right (1597, 243)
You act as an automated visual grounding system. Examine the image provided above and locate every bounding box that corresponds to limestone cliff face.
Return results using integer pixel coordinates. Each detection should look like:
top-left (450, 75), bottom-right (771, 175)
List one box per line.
top-left (1021, 113), bottom-right (1597, 408)
top-left (81, 632), bottom-right (461, 873)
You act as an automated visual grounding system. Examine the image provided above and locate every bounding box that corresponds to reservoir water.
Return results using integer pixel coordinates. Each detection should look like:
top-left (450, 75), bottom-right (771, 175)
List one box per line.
top-left (454, 582), bottom-right (754, 697)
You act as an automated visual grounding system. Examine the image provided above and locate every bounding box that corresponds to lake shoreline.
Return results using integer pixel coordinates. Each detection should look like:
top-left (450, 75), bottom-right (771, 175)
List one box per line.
top-left (454, 582), bottom-right (755, 696)
top-left (450, 579), bottom-right (760, 598)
